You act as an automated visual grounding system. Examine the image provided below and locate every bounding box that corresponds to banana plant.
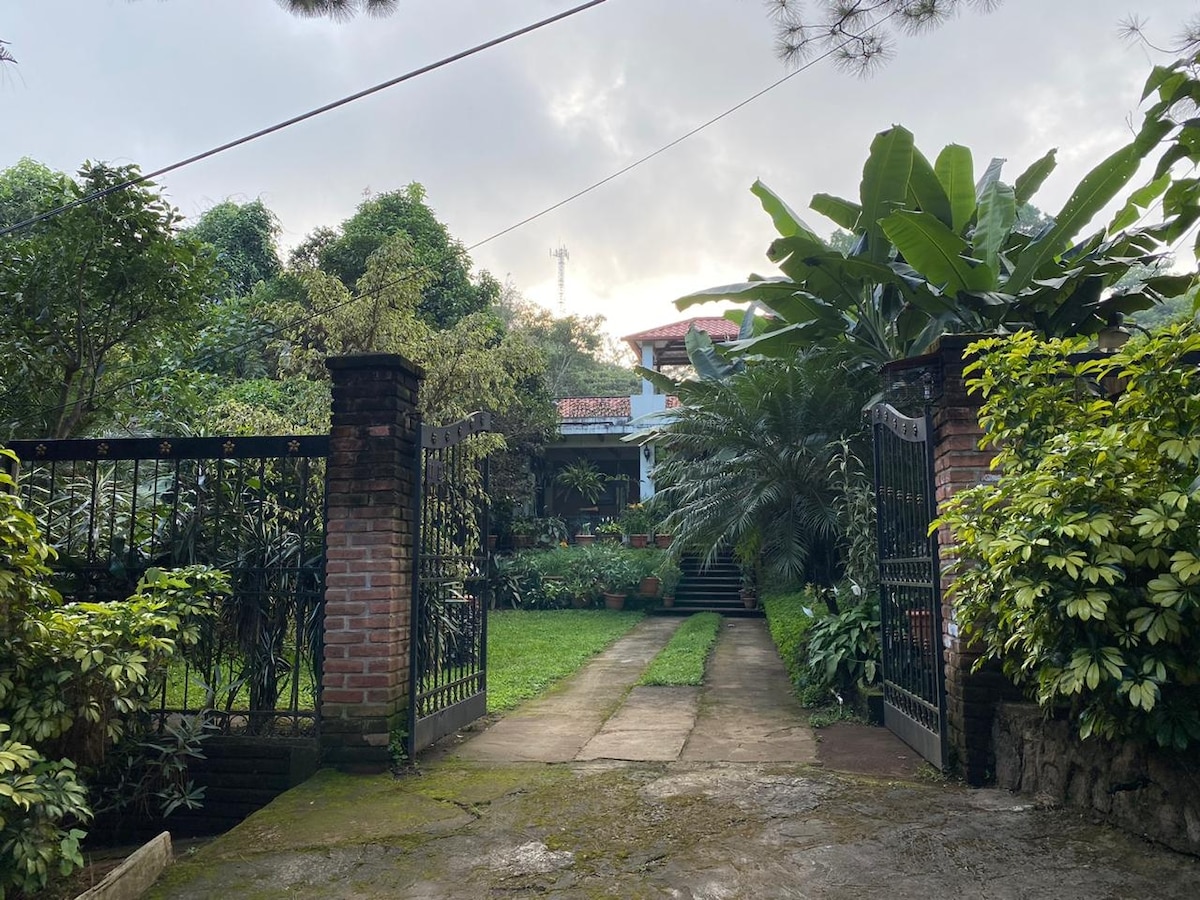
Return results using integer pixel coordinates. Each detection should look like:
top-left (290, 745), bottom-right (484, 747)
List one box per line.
top-left (679, 56), bottom-right (1198, 365)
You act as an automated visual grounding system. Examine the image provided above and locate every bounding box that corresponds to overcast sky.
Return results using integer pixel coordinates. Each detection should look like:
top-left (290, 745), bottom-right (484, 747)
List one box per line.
top-left (2, 1), bottom-right (1193, 352)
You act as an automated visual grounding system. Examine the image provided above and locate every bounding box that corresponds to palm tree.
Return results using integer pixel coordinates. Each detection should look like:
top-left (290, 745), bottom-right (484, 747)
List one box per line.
top-left (640, 348), bottom-right (873, 589)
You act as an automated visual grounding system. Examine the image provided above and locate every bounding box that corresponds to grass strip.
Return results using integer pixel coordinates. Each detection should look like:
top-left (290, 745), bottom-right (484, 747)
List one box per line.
top-left (487, 609), bottom-right (644, 711)
top-left (638, 612), bottom-right (722, 686)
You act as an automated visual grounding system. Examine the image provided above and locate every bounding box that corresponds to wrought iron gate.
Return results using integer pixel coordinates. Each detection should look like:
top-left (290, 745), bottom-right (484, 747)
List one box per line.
top-left (871, 403), bottom-right (947, 769)
top-left (408, 412), bottom-right (493, 757)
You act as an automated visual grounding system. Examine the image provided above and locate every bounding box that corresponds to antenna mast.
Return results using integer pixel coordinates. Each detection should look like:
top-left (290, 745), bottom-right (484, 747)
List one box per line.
top-left (550, 244), bottom-right (569, 311)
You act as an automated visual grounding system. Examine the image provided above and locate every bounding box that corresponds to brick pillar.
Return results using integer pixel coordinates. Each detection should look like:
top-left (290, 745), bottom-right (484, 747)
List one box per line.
top-left (927, 337), bottom-right (1020, 785)
top-left (320, 353), bottom-right (423, 771)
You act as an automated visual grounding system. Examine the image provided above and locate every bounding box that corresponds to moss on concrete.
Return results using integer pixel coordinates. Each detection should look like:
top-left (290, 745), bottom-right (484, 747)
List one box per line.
top-left (148, 759), bottom-right (1200, 899)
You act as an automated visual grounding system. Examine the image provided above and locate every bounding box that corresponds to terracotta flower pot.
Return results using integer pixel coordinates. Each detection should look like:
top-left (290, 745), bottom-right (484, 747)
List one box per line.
top-left (575, 534), bottom-right (595, 546)
top-left (603, 591), bottom-right (626, 611)
top-left (740, 588), bottom-right (758, 610)
top-left (654, 534), bottom-right (673, 549)
top-left (629, 534), bottom-right (649, 548)
top-left (638, 575), bottom-right (660, 597)
top-left (662, 594), bottom-right (675, 608)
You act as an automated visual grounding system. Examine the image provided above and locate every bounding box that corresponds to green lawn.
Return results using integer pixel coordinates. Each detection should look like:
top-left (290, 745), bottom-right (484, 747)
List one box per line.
top-left (487, 609), bottom-right (643, 710)
top-left (638, 612), bottom-right (721, 686)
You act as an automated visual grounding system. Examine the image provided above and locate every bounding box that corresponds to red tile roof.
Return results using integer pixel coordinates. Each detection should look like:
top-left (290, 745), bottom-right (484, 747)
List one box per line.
top-left (623, 316), bottom-right (740, 345)
top-left (557, 397), bottom-right (630, 418)
top-left (556, 396), bottom-right (680, 419)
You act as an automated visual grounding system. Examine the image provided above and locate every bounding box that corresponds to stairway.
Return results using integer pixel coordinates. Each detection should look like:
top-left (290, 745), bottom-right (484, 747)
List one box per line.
top-left (657, 551), bottom-right (763, 618)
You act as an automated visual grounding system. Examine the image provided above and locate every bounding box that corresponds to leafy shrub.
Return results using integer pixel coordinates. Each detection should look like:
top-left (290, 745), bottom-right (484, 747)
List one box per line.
top-left (494, 545), bottom-right (663, 609)
top-left (939, 328), bottom-right (1200, 749)
top-left (0, 450), bottom-right (229, 895)
top-left (805, 600), bottom-right (881, 699)
top-left (762, 588), bottom-right (821, 689)
top-left (0, 725), bottom-right (90, 899)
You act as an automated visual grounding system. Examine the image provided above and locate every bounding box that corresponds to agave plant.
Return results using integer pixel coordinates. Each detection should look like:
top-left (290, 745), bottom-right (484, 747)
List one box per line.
top-left (679, 56), bottom-right (1198, 366)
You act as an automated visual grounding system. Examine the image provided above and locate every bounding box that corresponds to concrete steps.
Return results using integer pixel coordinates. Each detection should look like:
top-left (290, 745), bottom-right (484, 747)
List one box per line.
top-left (658, 551), bottom-right (763, 618)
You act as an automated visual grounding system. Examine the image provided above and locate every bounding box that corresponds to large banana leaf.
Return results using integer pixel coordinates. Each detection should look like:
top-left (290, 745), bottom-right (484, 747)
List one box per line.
top-left (973, 179), bottom-right (1017, 276)
top-left (685, 326), bottom-right (743, 382)
top-left (974, 157), bottom-right (1006, 201)
top-left (935, 144), bottom-right (975, 233)
top-left (1013, 148), bottom-right (1057, 206)
top-left (1108, 173), bottom-right (1171, 234)
top-left (858, 126), bottom-right (914, 264)
top-left (881, 210), bottom-right (995, 293)
top-left (1006, 141), bottom-right (1147, 294)
top-left (752, 179), bottom-right (822, 241)
top-left (907, 147), bottom-right (953, 228)
top-left (810, 193), bottom-right (861, 231)
top-left (677, 278), bottom-right (808, 310)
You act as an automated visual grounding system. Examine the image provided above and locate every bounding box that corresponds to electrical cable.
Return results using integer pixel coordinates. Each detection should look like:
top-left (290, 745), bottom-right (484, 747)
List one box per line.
top-left (463, 31), bottom-right (872, 251)
top-left (0, 0), bottom-right (609, 239)
top-left (0, 12), bottom-right (897, 422)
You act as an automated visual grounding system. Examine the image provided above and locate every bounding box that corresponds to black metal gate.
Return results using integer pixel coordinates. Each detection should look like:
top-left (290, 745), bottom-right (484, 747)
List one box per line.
top-left (871, 403), bottom-right (947, 769)
top-left (408, 412), bottom-right (493, 757)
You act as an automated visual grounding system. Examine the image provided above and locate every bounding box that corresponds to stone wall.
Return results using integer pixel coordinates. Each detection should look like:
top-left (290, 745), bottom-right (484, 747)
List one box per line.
top-left (994, 703), bottom-right (1200, 857)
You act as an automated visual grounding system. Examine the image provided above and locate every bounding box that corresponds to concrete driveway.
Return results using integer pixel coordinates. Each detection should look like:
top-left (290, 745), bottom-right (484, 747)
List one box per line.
top-left (149, 618), bottom-right (1200, 899)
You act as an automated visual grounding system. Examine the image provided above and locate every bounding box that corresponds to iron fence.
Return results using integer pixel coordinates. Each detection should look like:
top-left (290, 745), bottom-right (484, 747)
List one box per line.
top-left (4, 436), bottom-right (328, 736)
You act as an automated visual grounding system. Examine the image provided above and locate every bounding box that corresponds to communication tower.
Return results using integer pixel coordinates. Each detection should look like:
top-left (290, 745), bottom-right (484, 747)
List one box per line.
top-left (550, 244), bottom-right (569, 311)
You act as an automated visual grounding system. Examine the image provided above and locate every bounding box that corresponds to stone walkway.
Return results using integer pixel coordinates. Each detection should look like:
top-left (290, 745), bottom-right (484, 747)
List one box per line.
top-left (458, 617), bottom-right (817, 765)
top-left (148, 616), bottom-right (1200, 899)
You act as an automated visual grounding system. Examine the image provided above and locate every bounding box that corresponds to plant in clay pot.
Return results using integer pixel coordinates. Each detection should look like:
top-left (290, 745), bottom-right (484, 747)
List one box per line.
top-left (656, 556), bottom-right (682, 607)
top-left (620, 502), bottom-right (654, 547)
top-left (595, 518), bottom-right (623, 543)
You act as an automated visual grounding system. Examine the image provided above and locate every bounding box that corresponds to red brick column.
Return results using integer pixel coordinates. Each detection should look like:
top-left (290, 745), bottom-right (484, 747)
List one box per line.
top-left (928, 338), bottom-right (1019, 785)
top-left (321, 353), bottom-right (423, 770)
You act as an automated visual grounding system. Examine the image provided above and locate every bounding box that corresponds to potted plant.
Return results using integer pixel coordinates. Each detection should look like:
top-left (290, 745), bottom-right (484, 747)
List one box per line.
top-left (533, 516), bottom-right (568, 549)
top-left (619, 503), bottom-right (653, 548)
top-left (555, 459), bottom-right (608, 508)
top-left (595, 518), bottom-right (623, 544)
top-left (595, 549), bottom-right (638, 610)
top-left (510, 517), bottom-right (537, 550)
top-left (634, 549), bottom-right (661, 597)
top-left (574, 521), bottom-right (595, 546)
top-left (656, 556), bottom-right (682, 608)
top-left (735, 532), bottom-right (761, 609)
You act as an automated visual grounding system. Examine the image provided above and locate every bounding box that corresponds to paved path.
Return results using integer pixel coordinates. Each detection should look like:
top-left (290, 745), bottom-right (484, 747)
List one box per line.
top-left (150, 615), bottom-right (1200, 898)
top-left (458, 616), bottom-right (817, 765)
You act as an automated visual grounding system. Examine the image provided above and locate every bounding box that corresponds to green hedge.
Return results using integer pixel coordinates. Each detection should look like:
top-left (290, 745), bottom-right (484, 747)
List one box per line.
top-left (762, 589), bottom-right (821, 689)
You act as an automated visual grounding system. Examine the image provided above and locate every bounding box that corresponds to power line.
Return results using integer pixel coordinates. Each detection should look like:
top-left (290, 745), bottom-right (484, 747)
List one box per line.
top-left (464, 30), bottom-right (876, 251)
top-left (0, 0), bottom-right (609, 239)
top-left (2, 14), bottom-right (896, 423)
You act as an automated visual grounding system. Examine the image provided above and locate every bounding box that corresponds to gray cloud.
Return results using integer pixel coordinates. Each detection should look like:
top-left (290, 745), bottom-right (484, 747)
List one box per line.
top-left (3, 0), bottom-right (1193, 338)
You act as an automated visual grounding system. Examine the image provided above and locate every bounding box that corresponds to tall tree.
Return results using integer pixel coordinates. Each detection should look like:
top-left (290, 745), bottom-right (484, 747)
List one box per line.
top-left (500, 293), bottom-right (638, 398)
top-left (766, 0), bottom-right (1003, 71)
top-left (186, 199), bottom-right (282, 298)
top-left (0, 158), bottom-right (71, 229)
top-left (292, 183), bottom-right (499, 329)
top-left (0, 161), bottom-right (217, 438)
